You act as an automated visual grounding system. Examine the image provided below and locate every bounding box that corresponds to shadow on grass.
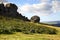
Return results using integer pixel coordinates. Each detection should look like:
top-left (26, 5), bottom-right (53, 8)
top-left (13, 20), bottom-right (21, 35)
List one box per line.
top-left (0, 32), bottom-right (14, 35)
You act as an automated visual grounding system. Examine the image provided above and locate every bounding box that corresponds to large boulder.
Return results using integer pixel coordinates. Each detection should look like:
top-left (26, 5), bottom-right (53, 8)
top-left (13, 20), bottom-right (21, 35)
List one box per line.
top-left (30, 15), bottom-right (40, 23)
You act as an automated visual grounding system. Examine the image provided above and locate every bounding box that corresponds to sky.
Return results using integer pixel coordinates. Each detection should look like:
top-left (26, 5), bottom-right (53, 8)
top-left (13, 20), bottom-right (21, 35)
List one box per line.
top-left (0, 0), bottom-right (60, 22)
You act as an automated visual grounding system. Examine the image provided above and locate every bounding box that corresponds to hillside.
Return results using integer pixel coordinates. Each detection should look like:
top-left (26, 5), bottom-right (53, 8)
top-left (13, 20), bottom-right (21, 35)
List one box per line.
top-left (0, 16), bottom-right (60, 40)
top-left (0, 16), bottom-right (57, 34)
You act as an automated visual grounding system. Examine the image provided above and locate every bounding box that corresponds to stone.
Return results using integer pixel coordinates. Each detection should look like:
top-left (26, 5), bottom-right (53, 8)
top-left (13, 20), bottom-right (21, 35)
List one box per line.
top-left (30, 15), bottom-right (40, 23)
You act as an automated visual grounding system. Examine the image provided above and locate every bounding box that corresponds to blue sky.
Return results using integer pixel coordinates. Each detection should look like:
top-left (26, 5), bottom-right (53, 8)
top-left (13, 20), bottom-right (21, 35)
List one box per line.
top-left (8, 0), bottom-right (40, 5)
top-left (7, 0), bottom-right (60, 22)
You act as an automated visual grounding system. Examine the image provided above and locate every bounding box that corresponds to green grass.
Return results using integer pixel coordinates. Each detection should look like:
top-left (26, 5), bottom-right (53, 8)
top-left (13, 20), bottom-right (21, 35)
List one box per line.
top-left (0, 16), bottom-right (60, 40)
top-left (0, 16), bottom-right (57, 34)
top-left (0, 32), bottom-right (60, 40)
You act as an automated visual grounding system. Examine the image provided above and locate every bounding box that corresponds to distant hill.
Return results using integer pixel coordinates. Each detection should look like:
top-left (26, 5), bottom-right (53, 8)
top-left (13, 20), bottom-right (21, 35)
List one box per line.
top-left (43, 21), bottom-right (60, 27)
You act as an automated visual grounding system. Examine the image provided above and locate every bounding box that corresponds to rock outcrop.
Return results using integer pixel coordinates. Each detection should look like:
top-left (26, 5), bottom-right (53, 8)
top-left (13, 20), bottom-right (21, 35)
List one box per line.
top-left (0, 3), bottom-right (5, 14)
top-left (0, 3), bottom-right (29, 21)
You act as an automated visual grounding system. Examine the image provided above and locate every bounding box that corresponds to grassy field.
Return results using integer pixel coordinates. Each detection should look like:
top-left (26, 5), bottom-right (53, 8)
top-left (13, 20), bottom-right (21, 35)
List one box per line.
top-left (0, 32), bottom-right (60, 40)
top-left (0, 23), bottom-right (60, 40)
top-left (0, 16), bottom-right (60, 40)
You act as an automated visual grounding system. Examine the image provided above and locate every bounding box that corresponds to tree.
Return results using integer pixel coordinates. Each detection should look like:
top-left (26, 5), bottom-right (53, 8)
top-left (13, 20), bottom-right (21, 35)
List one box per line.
top-left (30, 15), bottom-right (40, 23)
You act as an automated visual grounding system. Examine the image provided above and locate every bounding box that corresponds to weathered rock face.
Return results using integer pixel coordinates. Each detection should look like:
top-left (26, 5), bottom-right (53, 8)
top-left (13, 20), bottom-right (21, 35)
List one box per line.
top-left (0, 3), bottom-right (29, 21)
top-left (0, 3), bottom-right (5, 14)
top-left (4, 3), bottom-right (18, 17)
top-left (5, 3), bottom-right (18, 13)
top-left (30, 16), bottom-right (40, 23)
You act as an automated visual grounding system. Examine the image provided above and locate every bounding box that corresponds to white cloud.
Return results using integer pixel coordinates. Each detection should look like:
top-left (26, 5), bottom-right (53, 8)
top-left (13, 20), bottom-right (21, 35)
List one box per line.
top-left (18, 0), bottom-right (60, 16)
top-left (52, 0), bottom-right (60, 12)
top-left (18, 3), bottom-right (52, 15)
top-left (41, 0), bottom-right (52, 3)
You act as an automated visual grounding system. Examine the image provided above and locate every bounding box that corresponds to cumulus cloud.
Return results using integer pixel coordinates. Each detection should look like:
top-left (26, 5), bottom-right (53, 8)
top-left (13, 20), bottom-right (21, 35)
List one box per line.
top-left (18, 0), bottom-right (60, 15)
top-left (18, 3), bottom-right (52, 15)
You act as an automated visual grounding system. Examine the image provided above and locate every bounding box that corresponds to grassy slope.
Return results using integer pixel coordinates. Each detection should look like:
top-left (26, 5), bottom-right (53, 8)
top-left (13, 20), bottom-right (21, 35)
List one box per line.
top-left (0, 16), bottom-right (60, 40)
top-left (0, 32), bottom-right (60, 40)
top-left (0, 27), bottom-right (60, 40)
top-left (38, 23), bottom-right (60, 34)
